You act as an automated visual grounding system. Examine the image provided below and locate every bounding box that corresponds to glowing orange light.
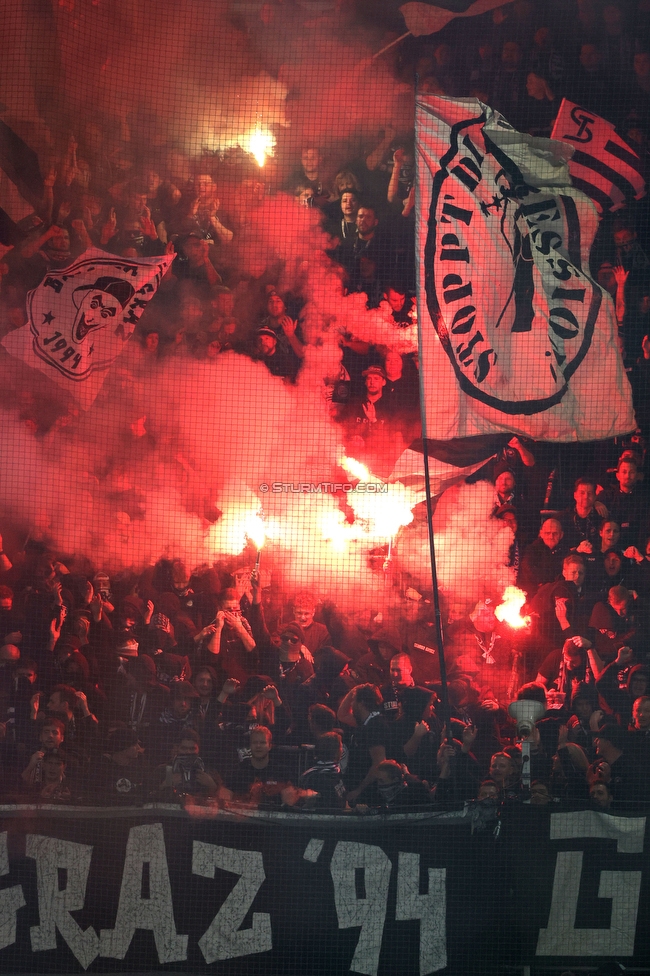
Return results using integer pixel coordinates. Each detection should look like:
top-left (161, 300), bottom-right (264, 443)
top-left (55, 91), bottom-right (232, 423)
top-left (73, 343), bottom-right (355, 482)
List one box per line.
top-left (340, 456), bottom-right (371, 482)
top-left (246, 126), bottom-right (275, 167)
top-left (340, 456), bottom-right (415, 541)
top-left (495, 586), bottom-right (531, 629)
top-left (244, 511), bottom-right (266, 550)
top-left (320, 510), bottom-right (354, 553)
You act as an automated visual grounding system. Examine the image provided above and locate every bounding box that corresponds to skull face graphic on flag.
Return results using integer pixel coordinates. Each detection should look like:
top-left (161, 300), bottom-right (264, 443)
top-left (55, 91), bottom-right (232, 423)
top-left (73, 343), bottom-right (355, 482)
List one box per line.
top-left (415, 95), bottom-right (635, 442)
top-left (2, 248), bottom-right (173, 409)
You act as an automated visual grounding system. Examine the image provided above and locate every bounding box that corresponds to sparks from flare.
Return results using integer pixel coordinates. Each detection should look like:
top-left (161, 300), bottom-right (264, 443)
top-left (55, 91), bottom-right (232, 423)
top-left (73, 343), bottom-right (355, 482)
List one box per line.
top-left (246, 126), bottom-right (275, 167)
top-left (495, 586), bottom-right (531, 629)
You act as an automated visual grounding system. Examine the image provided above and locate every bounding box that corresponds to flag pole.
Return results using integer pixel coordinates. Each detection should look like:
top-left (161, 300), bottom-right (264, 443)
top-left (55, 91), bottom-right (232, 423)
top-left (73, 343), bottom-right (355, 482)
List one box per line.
top-left (414, 73), bottom-right (452, 741)
top-left (371, 31), bottom-right (412, 61)
top-left (421, 443), bottom-right (452, 740)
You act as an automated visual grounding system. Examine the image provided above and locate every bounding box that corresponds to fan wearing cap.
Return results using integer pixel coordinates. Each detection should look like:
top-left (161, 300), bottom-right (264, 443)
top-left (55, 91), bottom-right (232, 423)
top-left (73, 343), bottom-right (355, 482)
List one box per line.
top-left (172, 224), bottom-right (222, 289)
top-left (253, 322), bottom-right (304, 381)
top-left (102, 641), bottom-right (170, 741)
top-left (342, 364), bottom-right (391, 443)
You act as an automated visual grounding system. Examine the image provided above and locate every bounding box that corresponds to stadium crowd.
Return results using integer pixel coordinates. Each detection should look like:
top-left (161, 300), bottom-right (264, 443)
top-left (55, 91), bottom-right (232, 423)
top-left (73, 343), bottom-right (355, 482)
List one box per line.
top-left (2, 0), bottom-right (650, 817)
top-left (0, 461), bottom-right (649, 817)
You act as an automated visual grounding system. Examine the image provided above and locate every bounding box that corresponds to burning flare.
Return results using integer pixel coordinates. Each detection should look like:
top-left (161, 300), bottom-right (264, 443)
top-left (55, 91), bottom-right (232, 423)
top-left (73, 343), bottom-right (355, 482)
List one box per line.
top-left (339, 456), bottom-right (416, 541)
top-left (246, 126), bottom-right (275, 167)
top-left (244, 511), bottom-right (266, 550)
top-left (495, 586), bottom-right (531, 629)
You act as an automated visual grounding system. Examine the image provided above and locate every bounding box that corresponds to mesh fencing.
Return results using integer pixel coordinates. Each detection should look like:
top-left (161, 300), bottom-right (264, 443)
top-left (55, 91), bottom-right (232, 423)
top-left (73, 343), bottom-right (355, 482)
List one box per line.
top-left (1, 0), bottom-right (650, 973)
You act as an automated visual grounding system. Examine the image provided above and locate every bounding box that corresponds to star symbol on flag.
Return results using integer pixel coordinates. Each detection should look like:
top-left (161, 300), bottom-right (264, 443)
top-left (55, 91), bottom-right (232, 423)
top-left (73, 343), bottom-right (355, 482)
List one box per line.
top-left (480, 195), bottom-right (505, 217)
top-left (42, 311), bottom-right (55, 325)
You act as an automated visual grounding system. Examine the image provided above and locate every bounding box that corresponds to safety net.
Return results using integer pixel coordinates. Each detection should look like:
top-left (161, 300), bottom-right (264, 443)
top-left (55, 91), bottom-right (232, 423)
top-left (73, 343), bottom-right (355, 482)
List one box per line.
top-left (1, 1), bottom-right (650, 974)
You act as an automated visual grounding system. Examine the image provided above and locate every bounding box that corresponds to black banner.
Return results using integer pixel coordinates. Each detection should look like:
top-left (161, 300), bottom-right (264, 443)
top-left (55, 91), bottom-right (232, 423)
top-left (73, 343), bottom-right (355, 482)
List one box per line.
top-left (0, 804), bottom-right (648, 974)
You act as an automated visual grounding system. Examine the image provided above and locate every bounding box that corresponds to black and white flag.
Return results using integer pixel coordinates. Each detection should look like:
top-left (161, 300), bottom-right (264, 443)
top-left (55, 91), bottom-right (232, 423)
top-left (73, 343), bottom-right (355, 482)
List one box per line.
top-left (415, 95), bottom-right (635, 443)
top-left (2, 248), bottom-right (173, 409)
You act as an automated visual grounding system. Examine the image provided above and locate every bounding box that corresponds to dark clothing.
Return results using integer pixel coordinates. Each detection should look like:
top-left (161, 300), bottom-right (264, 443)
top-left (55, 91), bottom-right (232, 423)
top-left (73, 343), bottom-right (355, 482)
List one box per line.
top-left (518, 538), bottom-right (567, 597)
top-left (377, 775), bottom-right (432, 811)
top-left (204, 624), bottom-right (256, 684)
top-left (562, 506), bottom-right (602, 551)
top-left (588, 602), bottom-right (637, 663)
top-left (256, 647), bottom-right (314, 691)
top-left (344, 712), bottom-right (390, 790)
top-left (627, 729), bottom-right (650, 801)
top-left (432, 752), bottom-right (480, 808)
top-left (390, 721), bottom-right (440, 784)
top-left (91, 755), bottom-right (153, 803)
top-left (528, 580), bottom-right (594, 651)
top-left (341, 394), bottom-right (392, 443)
top-left (566, 716), bottom-right (596, 763)
top-left (255, 343), bottom-right (301, 381)
top-left (301, 621), bottom-right (331, 656)
top-left (537, 648), bottom-right (591, 706)
top-left (225, 754), bottom-right (293, 802)
top-left (601, 487), bottom-right (646, 549)
top-left (299, 761), bottom-right (346, 810)
top-left (608, 752), bottom-right (644, 805)
top-left (595, 661), bottom-right (638, 725)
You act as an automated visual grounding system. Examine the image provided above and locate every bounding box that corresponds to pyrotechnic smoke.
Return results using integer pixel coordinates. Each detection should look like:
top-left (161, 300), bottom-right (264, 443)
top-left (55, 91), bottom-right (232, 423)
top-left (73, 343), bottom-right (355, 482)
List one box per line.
top-left (396, 481), bottom-right (516, 617)
top-left (0, 0), bottom-right (512, 620)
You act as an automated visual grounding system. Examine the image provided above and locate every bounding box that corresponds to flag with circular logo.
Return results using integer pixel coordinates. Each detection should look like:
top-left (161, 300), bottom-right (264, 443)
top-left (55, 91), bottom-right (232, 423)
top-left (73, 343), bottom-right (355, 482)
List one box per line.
top-left (2, 247), bottom-right (173, 409)
top-left (415, 95), bottom-right (635, 442)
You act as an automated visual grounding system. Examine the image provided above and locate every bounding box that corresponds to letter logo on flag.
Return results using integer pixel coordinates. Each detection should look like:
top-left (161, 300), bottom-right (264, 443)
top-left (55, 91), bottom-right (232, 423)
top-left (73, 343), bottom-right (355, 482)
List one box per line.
top-left (551, 99), bottom-right (646, 213)
top-left (415, 95), bottom-right (635, 443)
top-left (2, 247), bottom-right (173, 409)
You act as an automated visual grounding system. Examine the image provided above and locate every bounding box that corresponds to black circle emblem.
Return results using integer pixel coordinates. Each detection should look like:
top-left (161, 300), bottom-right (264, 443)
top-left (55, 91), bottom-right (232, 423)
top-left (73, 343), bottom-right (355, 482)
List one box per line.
top-left (424, 113), bottom-right (601, 416)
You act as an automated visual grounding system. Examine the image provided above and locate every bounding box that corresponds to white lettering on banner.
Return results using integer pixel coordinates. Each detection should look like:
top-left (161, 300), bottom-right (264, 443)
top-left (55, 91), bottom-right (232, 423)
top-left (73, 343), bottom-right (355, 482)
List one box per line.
top-left (99, 823), bottom-right (187, 963)
top-left (536, 812), bottom-right (646, 956)
top-left (192, 842), bottom-right (271, 963)
top-left (0, 831), bottom-right (25, 951)
top-left (330, 841), bottom-right (392, 976)
top-left (26, 835), bottom-right (99, 969)
top-left (395, 853), bottom-right (446, 975)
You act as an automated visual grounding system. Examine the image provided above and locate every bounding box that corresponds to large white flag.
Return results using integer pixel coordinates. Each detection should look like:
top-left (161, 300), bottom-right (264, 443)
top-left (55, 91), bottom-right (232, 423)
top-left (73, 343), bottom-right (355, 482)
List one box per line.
top-left (2, 248), bottom-right (173, 409)
top-left (415, 95), bottom-right (635, 443)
